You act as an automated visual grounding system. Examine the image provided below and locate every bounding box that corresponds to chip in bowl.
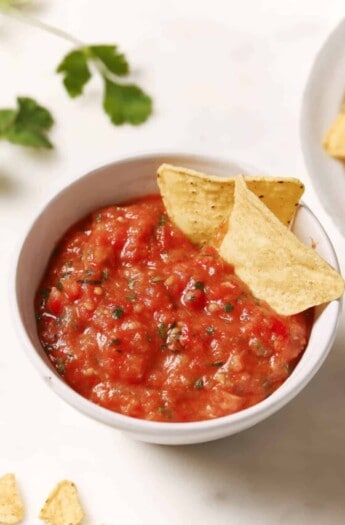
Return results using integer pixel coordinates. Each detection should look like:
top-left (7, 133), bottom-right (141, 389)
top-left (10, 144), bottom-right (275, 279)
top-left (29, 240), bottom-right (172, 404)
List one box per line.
top-left (158, 165), bottom-right (344, 315)
top-left (219, 176), bottom-right (344, 315)
top-left (323, 109), bottom-right (345, 159)
top-left (157, 163), bottom-right (304, 245)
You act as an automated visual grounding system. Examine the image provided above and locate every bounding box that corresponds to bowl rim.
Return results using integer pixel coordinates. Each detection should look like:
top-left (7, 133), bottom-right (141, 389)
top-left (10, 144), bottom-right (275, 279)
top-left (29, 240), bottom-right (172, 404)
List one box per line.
top-left (12, 151), bottom-right (343, 438)
top-left (300, 16), bottom-right (345, 238)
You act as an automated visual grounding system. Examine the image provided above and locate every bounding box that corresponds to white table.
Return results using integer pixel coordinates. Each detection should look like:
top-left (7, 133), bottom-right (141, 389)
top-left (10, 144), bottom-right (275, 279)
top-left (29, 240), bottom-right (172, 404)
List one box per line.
top-left (1, 1), bottom-right (345, 523)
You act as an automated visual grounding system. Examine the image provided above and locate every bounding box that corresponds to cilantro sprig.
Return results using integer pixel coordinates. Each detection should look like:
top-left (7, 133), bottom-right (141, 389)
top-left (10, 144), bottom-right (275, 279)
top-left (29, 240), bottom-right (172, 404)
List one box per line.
top-left (0, 97), bottom-right (54, 148)
top-left (0, 2), bottom-right (153, 146)
top-left (57, 44), bottom-right (152, 126)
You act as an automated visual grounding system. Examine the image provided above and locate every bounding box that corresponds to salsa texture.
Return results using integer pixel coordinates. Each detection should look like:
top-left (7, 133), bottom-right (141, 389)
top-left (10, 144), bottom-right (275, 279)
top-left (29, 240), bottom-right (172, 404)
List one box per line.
top-left (35, 195), bottom-right (313, 422)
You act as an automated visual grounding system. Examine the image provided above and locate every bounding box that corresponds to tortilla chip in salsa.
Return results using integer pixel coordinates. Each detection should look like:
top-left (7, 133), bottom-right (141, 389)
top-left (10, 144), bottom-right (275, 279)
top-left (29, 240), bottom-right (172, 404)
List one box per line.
top-left (157, 163), bottom-right (304, 245)
top-left (219, 176), bottom-right (344, 315)
top-left (157, 164), bottom-right (344, 316)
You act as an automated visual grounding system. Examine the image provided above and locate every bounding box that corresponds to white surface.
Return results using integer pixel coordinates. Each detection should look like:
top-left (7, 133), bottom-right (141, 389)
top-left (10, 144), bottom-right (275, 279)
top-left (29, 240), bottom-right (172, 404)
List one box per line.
top-left (1, 0), bottom-right (345, 522)
top-left (14, 153), bottom-right (342, 445)
top-left (301, 17), bottom-right (345, 237)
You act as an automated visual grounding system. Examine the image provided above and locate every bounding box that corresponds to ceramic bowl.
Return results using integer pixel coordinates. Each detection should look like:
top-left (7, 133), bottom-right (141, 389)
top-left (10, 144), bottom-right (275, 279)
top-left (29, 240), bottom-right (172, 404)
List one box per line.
top-left (13, 153), bottom-right (342, 445)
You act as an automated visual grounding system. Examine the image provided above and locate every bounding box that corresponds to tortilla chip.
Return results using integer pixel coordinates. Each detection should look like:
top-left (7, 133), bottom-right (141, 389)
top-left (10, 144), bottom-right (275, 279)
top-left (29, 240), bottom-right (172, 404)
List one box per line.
top-left (157, 164), bottom-right (304, 245)
top-left (323, 110), bottom-right (345, 159)
top-left (39, 480), bottom-right (84, 525)
top-left (219, 176), bottom-right (344, 315)
top-left (0, 473), bottom-right (25, 524)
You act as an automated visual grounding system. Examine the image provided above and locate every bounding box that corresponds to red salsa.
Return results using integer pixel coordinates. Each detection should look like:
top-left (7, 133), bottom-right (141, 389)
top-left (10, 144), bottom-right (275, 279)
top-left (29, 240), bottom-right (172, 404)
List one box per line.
top-left (35, 195), bottom-right (313, 422)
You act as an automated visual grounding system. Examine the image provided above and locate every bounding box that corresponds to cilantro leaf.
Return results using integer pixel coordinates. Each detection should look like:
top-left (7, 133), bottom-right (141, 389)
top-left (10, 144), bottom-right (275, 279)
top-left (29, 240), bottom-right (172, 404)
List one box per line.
top-left (89, 45), bottom-right (129, 76)
top-left (56, 49), bottom-right (91, 98)
top-left (103, 79), bottom-right (152, 125)
top-left (6, 126), bottom-right (53, 148)
top-left (0, 97), bottom-right (54, 149)
top-left (0, 109), bottom-right (16, 135)
top-left (57, 44), bottom-right (153, 126)
top-left (16, 97), bottom-right (54, 130)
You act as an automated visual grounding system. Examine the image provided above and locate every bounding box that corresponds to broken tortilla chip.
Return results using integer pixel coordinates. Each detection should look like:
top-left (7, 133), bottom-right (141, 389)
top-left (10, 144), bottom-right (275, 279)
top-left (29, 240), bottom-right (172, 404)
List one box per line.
top-left (0, 473), bottom-right (25, 524)
top-left (39, 480), bottom-right (84, 525)
top-left (157, 163), bottom-right (304, 245)
top-left (219, 176), bottom-right (345, 315)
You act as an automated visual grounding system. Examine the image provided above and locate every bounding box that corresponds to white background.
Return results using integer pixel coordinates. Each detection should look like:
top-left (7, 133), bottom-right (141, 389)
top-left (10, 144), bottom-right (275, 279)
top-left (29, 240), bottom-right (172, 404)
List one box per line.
top-left (1, 1), bottom-right (345, 524)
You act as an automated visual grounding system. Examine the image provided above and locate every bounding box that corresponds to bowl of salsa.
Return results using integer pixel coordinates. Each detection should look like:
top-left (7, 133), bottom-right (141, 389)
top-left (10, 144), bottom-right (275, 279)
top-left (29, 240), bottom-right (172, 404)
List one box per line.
top-left (13, 153), bottom-right (342, 444)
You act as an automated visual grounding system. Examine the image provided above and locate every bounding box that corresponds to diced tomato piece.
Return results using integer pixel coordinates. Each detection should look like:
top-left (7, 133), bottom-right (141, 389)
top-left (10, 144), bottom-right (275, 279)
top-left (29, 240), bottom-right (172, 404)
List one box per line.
top-left (46, 287), bottom-right (63, 316)
top-left (63, 280), bottom-right (81, 301)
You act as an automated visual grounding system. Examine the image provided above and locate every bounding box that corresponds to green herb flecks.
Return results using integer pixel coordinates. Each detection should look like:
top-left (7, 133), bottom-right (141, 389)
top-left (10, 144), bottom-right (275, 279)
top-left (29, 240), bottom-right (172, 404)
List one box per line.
top-left (61, 271), bottom-right (72, 280)
top-left (158, 406), bottom-right (172, 419)
top-left (194, 281), bottom-right (205, 291)
top-left (77, 278), bottom-right (103, 285)
top-left (205, 326), bottom-right (215, 335)
top-left (224, 302), bottom-right (234, 313)
top-left (55, 358), bottom-right (66, 376)
top-left (194, 378), bottom-right (204, 390)
top-left (109, 338), bottom-right (121, 346)
top-left (39, 287), bottom-right (51, 299)
top-left (158, 215), bottom-right (167, 226)
top-left (158, 322), bottom-right (167, 341)
top-left (112, 306), bottom-right (124, 319)
top-left (211, 361), bottom-right (224, 367)
top-left (128, 278), bottom-right (137, 290)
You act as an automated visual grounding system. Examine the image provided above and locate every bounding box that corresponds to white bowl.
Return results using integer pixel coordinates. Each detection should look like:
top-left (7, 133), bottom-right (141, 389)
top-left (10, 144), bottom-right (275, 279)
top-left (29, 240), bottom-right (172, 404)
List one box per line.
top-left (300, 17), bottom-right (345, 238)
top-left (13, 153), bottom-right (342, 445)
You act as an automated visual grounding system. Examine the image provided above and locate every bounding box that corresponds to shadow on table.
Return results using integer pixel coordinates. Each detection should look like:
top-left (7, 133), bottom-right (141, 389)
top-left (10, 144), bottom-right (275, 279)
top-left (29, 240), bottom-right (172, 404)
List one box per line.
top-left (148, 325), bottom-right (345, 520)
top-left (0, 173), bottom-right (22, 197)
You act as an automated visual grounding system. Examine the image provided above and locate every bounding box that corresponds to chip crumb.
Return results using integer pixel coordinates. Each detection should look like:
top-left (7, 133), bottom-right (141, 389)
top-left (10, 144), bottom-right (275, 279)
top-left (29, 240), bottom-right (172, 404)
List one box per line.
top-left (0, 473), bottom-right (25, 524)
top-left (310, 237), bottom-right (318, 249)
top-left (39, 480), bottom-right (84, 525)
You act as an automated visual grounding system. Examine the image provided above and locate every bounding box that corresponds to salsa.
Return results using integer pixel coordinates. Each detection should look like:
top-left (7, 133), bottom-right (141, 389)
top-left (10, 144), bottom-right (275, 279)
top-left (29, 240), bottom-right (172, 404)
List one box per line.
top-left (35, 195), bottom-right (313, 422)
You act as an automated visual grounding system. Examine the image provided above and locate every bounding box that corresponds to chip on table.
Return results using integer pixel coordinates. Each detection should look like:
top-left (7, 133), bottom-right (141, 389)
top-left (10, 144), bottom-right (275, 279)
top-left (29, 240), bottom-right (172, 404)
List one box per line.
top-left (0, 473), bottom-right (25, 524)
top-left (39, 480), bottom-right (84, 525)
